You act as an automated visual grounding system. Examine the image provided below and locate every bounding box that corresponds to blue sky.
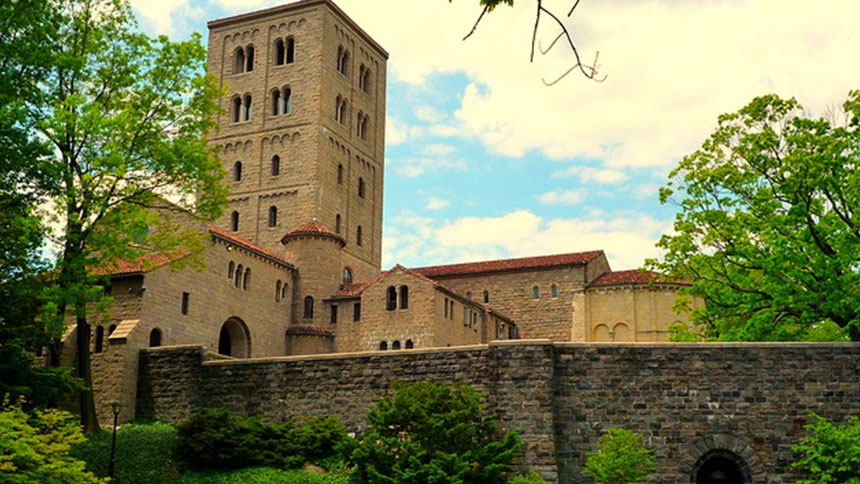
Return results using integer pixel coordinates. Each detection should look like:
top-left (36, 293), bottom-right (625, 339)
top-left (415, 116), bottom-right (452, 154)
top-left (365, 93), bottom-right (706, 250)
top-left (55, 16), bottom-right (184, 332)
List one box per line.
top-left (130, 0), bottom-right (860, 270)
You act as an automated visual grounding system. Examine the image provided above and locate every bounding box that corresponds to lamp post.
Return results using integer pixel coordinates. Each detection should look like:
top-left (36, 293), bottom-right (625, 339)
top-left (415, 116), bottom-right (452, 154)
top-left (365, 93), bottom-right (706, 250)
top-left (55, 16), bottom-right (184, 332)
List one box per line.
top-left (108, 402), bottom-right (123, 478)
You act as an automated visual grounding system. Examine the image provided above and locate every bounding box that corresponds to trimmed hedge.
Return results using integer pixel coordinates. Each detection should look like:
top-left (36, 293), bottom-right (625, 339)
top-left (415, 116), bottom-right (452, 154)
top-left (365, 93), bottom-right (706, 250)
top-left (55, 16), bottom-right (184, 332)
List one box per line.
top-left (178, 467), bottom-right (352, 484)
top-left (71, 421), bottom-right (179, 484)
top-left (177, 409), bottom-right (348, 471)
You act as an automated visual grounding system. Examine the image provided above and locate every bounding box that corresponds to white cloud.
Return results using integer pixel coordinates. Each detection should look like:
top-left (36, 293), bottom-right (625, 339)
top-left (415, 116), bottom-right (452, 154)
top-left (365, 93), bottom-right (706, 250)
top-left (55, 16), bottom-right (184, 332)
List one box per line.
top-left (538, 189), bottom-right (585, 206)
top-left (388, 156), bottom-right (467, 178)
top-left (553, 166), bottom-right (629, 184)
top-left (632, 183), bottom-right (660, 201)
top-left (423, 143), bottom-right (456, 156)
top-left (385, 116), bottom-right (409, 145)
top-left (427, 124), bottom-right (459, 138)
top-left (384, 209), bottom-right (670, 270)
top-left (426, 196), bottom-right (450, 211)
top-left (414, 105), bottom-right (446, 123)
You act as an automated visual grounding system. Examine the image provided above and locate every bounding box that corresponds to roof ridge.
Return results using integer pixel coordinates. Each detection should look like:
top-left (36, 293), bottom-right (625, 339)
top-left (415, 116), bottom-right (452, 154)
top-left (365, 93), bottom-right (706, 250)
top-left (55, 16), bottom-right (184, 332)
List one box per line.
top-left (209, 225), bottom-right (294, 268)
top-left (413, 250), bottom-right (606, 278)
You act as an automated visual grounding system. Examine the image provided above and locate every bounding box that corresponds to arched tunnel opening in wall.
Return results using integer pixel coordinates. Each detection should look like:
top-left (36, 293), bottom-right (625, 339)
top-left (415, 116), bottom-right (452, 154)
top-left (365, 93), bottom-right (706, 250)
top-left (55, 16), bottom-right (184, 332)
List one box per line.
top-left (693, 450), bottom-right (752, 484)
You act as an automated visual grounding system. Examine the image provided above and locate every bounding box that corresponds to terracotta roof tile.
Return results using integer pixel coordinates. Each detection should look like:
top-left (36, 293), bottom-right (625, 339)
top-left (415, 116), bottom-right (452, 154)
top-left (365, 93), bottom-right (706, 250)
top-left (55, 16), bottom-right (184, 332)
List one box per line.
top-left (413, 251), bottom-right (605, 278)
top-left (330, 282), bottom-right (370, 299)
top-left (281, 219), bottom-right (346, 245)
top-left (209, 225), bottom-right (294, 268)
top-left (93, 252), bottom-right (185, 276)
top-left (589, 269), bottom-right (690, 287)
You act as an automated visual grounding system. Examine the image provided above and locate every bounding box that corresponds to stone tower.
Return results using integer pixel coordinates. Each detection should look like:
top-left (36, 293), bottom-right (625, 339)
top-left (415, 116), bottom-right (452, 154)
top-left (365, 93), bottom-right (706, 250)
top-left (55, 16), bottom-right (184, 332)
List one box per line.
top-left (206, 0), bottom-right (387, 283)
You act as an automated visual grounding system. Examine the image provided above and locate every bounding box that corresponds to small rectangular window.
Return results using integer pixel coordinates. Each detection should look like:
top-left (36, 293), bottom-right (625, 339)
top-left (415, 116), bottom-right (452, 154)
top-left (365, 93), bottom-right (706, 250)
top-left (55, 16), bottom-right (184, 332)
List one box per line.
top-left (330, 305), bottom-right (338, 324)
top-left (181, 292), bottom-right (189, 315)
top-left (463, 307), bottom-right (469, 327)
top-left (353, 302), bottom-right (361, 322)
top-left (444, 298), bottom-right (448, 318)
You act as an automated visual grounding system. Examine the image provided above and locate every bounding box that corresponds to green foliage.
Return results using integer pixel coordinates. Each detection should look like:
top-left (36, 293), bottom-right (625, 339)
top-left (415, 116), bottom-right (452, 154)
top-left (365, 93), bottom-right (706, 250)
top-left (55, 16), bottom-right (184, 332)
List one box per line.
top-left (70, 421), bottom-right (180, 484)
top-left (0, 341), bottom-right (80, 410)
top-left (649, 89), bottom-right (860, 341)
top-left (792, 414), bottom-right (860, 484)
top-left (178, 467), bottom-right (353, 484)
top-left (0, 402), bottom-right (104, 484)
top-left (667, 322), bottom-right (704, 343)
top-left (343, 381), bottom-right (522, 484)
top-left (583, 428), bottom-right (655, 484)
top-left (507, 472), bottom-right (549, 484)
top-left (178, 409), bottom-right (348, 471)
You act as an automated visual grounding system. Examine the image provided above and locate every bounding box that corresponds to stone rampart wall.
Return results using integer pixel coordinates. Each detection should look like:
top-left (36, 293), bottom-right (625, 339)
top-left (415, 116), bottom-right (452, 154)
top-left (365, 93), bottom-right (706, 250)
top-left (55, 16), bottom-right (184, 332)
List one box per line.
top-left (137, 341), bottom-right (860, 484)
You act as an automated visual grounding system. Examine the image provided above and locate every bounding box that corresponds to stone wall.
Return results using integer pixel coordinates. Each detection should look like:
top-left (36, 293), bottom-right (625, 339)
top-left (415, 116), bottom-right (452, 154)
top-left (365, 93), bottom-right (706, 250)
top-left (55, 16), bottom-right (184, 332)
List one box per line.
top-left (137, 341), bottom-right (860, 484)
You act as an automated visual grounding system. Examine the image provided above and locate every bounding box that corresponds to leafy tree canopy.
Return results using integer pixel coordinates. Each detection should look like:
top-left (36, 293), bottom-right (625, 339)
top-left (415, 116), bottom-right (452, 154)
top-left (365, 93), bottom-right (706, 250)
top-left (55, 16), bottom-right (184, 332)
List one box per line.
top-left (583, 428), bottom-right (655, 484)
top-left (792, 414), bottom-right (860, 484)
top-left (650, 89), bottom-right (860, 341)
top-left (343, 381), bottom-right (523, 484)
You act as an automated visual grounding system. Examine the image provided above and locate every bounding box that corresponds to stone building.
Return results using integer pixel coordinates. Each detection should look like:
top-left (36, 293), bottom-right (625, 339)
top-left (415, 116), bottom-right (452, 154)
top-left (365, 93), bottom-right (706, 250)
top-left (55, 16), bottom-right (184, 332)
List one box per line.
top-left (60, 0), bottom-right (697, 424)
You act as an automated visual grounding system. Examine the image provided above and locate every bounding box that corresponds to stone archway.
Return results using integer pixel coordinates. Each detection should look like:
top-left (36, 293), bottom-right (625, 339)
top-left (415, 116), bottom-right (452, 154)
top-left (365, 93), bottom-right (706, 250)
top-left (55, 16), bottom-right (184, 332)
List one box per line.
top-left (682, 435), bottom-right (765, 484)
top-left (218, 317), bottom-right (251, 358)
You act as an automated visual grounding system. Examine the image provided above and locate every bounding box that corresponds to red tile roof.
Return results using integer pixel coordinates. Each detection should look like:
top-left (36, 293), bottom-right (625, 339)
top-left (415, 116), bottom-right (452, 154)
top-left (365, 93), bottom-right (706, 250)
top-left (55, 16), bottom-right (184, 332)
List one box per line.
top-left (413, 251), bottom-right (605, 278)
top-left (280, 219), bottom-right (346, 246)
top-left (589, 269), bottom-right (690, 287)
top-left (93, 253), bottom-right (184, 276)
top-left (330, 282), bottom-right (370, 299)
top-left (209, 225), bottom-right (294, 268)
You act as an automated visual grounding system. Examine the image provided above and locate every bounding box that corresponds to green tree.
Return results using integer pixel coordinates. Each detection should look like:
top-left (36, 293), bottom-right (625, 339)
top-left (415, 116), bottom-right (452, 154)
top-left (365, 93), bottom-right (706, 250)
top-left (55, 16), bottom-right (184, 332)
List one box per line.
top-left (583, 428), bottom-right (655, 484)
top-left (12, 0), bottom-right (227, 431)
top-left (792, 414), bottom-right (860, 484)
top-left (649, 89), bottom-right (860, 342)
top-left (0, 402), bottom-right (105, 484)
top-left (343, 381), bottom-right (522, 484)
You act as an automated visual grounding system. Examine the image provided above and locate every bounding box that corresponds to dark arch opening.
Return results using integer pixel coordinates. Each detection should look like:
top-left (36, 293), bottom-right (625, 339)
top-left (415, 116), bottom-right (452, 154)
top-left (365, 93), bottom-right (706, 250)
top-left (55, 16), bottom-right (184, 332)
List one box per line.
top-left (693, 450), bottom-right (752, 484)
top-left (218, 318), bottom-right (250, 358)
top-left (149, 328), bottom-right (162, 347)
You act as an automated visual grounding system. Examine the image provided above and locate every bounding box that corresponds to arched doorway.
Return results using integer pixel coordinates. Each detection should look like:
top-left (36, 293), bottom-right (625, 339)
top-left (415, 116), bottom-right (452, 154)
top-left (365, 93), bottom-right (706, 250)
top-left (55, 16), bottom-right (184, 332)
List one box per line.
top-left (693, 450), bottom-right (752, 484)
top-left (218, 318), bottom-right (251, 358)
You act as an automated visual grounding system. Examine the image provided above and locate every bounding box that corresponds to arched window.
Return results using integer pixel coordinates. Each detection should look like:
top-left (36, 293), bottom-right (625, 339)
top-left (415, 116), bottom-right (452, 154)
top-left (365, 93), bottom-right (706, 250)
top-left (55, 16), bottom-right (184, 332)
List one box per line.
top-left (281, 282), bottom-right (288, 304)
top-left (336, 45), bottom-right (344, 72)
top-left (282, 87), bottom-right (291, 114)
top-left (532, 286), bottom-right (540, 299)
top-left (356, 111), bottom-right (363, 137)
top-left (356, 225), bottom-right (362, 246)
top-left (358, 177), bottom-right (365, 198)
top-left (362, 68), bottom-right (371, 94)
top-left (400, 285), bottom-right (409, 309)
top-left (343, 267), bottom-right (353, 284)
top-left (243, 95), bottom-right (252, 121)
top-left (245, 45), bottom-right (254, 72)
top-left (94, 326), bottom-right (105, 353)
top-left (108, 324), bottom-right (117, 336)
top-left (358, 65), bottom-right (365, 90)
top-left (232, 96), bottom-right (242, 123)
top-left (483, 290), bottom-right (489, 303)
top-left (230, 211), bottom-right (239, 232)
top-left (271, 89), bottom-right (281, 115)
top-left (379, 341), bottom-right (387, 351)
top-left (243, 268), bottom-right (251, 290)
top-left (340, 50), bottom-right (349, 76)
top-left (233, 161), bottom-right (242, 181)
top-left (386, 286), bottom-right (397, 311)
top-left (337, 164), bottom-right (343, 184)
top-left (149, 328), bottom-right (162, 347)
top-left (234, 264), bottom-right (243, 287)
top-left (358, 115), bottom-right (369, 140)
top-left (392, 340), bottom-right (401, 350)
top-left (274, 38), bottom-right (285, 65)
top-left (234, 47), bottom-right (245, 74)
top-left (228, 261), bottom-right (235, 280)
top-left (268, 206), bottom-right (278, 227)
top-left (551, 284), bottom-right (558, 298)
top-left (335, 214), bottom-right (342, 234)
top-left (303, 296), bottom-right (314, 318)
top-left (338, 99), bottom-right (347, 125)
top-left (353, 302), bottom-right (361, 321)
top-left (335, 95), bottom-right (342, 122)
top-left (466, 292), bottom-right (472, 300)
top-left (271, 155), bottom-right (280, 176)
top-left (286, 37), bottom-right (295, 64)
top-left (405, 339), bottom-right (413, 349)
top-left (276, 280), bottom-right (282, 302)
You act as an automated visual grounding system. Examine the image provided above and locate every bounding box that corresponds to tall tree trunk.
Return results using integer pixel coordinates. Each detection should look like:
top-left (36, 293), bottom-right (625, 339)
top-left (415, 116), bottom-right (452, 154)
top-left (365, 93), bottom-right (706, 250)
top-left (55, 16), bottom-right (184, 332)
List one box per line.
top-left (75, 310), bottom-right (99, 433)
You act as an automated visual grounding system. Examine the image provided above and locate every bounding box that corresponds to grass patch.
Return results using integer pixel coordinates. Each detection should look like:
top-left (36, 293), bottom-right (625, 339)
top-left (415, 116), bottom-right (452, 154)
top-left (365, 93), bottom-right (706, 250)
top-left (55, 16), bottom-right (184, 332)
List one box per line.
top-left (71, 421), bottom-right (180, 484)
top-left (178, 467), bottom-right (351, 484)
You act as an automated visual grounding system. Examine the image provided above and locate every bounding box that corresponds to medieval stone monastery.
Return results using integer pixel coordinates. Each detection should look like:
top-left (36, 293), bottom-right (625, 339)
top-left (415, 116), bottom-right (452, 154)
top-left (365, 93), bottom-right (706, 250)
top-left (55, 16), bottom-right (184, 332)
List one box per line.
top-left (64, 0), bottom-right (699, 423)
top-left (62, 2), bottom-right (860, 483)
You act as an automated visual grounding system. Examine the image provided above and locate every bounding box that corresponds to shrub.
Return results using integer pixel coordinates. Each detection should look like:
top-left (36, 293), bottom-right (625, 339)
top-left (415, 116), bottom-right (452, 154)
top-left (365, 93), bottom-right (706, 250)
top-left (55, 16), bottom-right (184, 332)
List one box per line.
top-left (178, 466), bottom-right (352, 484)
top-left (583, 428), bottom-right (655, 484)
top-left (792, 414), bottom-right (860, 484)
top-left (0, 402), bottom-right (104, 484)
top-left (177, 409), bottom-right (347, 471)
top-left (70, 421), bottom-right (179, 484)
top-left (343, 381), bottom-right (522, 484)
top-left (508, 471), bottom-right (549, 484)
